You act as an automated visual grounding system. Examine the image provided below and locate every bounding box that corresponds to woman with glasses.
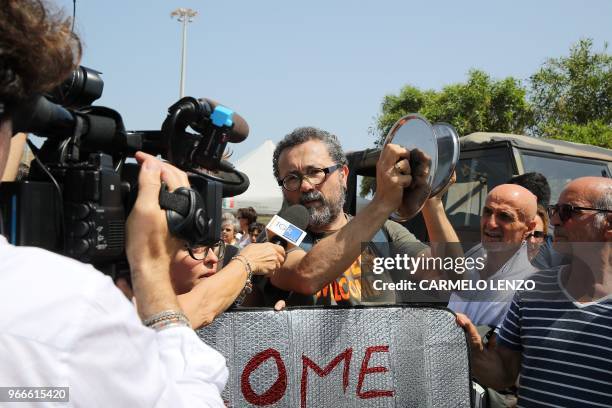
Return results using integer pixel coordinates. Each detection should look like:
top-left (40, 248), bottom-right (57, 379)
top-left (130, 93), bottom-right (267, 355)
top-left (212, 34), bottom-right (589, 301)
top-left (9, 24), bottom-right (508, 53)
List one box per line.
top-left (174, 240), bottom-right (285, 328)
top-left (116, 239), bottom-right (285, 328)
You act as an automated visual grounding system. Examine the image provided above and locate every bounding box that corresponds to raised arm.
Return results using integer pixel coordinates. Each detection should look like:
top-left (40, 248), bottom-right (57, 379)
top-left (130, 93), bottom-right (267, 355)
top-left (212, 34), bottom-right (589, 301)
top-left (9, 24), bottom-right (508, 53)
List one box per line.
top-left (420, 171), bottom-right (460, 244)
top-left (271, 143), bottom-right (429, 294)
top-left (123, 151), bottom-right (228, 405)
top-left (126, 152), bottom-right (187, 319)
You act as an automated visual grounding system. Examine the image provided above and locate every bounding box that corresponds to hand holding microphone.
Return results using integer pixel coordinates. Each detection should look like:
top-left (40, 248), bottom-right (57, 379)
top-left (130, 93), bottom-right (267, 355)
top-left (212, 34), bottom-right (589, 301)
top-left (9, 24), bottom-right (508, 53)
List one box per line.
top-left (227, 205), bottom-right (309, 280)
top-left (238, 243), bottom-right (285, 277)
top-left (265, 205), bottom-right (310, 249)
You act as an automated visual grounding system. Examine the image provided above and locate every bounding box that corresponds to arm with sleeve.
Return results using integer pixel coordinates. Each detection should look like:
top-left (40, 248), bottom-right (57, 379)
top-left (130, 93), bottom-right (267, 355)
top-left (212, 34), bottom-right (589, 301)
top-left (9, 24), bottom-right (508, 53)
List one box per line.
top-left (0, 241), bottom-right (227, 407)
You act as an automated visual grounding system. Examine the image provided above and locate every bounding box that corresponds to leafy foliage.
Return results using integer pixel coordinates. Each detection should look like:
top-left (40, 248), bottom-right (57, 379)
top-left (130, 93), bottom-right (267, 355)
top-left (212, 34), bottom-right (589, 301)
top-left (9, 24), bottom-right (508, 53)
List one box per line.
top-left (546, 120), bottom-right (612, 149)
top-left (373, 70), bottom-right (533, 147)
top-left (529, 39), bottom-right (612, 147)
top-left (362, 40), bottom-right (612, 196)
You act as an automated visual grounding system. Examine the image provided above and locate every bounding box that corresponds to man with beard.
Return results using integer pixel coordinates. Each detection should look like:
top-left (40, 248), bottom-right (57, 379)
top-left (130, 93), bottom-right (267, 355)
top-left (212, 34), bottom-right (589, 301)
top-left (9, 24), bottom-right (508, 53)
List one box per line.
top-left (261, 126), bottom-right (458, 306)
top-left (458, 176), bottom-right (612, 407)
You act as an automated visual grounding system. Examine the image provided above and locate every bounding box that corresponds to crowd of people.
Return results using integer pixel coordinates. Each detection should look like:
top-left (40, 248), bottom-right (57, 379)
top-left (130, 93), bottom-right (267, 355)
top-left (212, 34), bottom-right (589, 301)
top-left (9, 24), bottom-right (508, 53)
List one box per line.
top-left (1, 0), bottom-right (611, 407)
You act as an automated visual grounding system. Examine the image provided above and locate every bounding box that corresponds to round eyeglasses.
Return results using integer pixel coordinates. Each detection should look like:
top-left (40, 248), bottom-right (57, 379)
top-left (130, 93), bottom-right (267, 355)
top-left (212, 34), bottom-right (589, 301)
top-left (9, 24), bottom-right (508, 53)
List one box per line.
top-left (186, 240), bottom-right (226, 261)
top-left (278, 164), bottom-right (341, 192)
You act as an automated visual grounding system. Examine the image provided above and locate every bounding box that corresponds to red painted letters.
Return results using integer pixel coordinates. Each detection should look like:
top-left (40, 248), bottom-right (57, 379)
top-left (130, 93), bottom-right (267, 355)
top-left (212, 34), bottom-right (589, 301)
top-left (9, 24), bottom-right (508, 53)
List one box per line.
top-left (241, 345), bottom-right (394, 406)
top-left (241, 348), bottom-right (287, 406)
top-left (300, 348), bottom-right (353, 408)
top-left (356, 345), bottom-right (394, 399)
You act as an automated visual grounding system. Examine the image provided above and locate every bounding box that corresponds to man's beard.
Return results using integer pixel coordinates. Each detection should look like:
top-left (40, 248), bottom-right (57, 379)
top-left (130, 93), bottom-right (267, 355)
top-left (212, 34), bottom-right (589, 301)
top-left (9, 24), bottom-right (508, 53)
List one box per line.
top-left (299, 186), bottom-right (346, 228)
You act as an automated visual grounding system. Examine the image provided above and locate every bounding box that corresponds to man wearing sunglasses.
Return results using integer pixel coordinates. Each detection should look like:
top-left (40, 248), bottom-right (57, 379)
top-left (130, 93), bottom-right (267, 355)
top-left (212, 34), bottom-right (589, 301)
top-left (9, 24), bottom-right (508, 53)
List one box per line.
top-left (262, 126), bottom-right (459, 306)
top-left (458, 176), bottom-right (612, 407)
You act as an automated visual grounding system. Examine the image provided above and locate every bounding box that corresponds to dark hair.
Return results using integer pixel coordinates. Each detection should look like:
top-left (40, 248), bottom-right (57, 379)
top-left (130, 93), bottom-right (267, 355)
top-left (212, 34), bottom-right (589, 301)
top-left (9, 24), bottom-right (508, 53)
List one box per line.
top-left (272, 126), bottom-right (347, 180)
top-left (0, 0), bottom-right (81, 117)
top-left (237, 207), bottom-right (257, 225)
top-left (248, 222), bottom-right (265, 234)
top-left (508, 172), bottom-right (551, 207)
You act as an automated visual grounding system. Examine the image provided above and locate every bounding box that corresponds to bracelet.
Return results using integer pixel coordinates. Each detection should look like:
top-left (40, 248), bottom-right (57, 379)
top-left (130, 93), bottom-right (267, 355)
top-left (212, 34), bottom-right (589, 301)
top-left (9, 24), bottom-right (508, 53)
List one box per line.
top-left (143, 310), bottom-right (191, 331)
top-left (232, 255), bottom-right (253, 305)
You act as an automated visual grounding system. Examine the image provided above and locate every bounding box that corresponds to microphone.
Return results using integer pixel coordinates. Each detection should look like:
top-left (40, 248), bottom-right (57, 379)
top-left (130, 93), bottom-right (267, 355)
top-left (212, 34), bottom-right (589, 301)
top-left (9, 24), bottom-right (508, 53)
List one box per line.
top-left (266, 205), bottom-right (310, 249)
top-left (199, 98), bottom-right (249, 143)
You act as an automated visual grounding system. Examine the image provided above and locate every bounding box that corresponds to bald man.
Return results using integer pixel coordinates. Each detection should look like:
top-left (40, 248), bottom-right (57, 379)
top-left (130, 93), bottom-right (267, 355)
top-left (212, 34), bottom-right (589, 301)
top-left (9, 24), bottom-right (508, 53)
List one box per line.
top-left (447, 184), bottom-right (538, 328)
top-left (458, 176), bottom-right (612, 407)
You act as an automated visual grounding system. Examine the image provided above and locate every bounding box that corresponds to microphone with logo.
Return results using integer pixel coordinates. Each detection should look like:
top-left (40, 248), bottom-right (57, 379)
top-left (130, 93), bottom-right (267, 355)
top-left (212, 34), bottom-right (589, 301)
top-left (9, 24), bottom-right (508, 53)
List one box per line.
top-left (266, 205), bottom-right (310, 249)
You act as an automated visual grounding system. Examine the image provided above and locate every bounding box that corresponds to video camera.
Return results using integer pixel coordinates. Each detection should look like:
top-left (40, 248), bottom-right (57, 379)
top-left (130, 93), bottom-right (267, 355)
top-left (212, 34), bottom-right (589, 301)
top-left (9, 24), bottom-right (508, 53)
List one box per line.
top-left (0, 66), bottom-right (250, 277)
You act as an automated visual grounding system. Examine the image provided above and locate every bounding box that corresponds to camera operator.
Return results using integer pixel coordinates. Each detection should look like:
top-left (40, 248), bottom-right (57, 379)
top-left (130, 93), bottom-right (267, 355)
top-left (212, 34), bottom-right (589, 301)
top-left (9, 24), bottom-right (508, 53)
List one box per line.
top-left (0, 1), bottom-right (228, 405)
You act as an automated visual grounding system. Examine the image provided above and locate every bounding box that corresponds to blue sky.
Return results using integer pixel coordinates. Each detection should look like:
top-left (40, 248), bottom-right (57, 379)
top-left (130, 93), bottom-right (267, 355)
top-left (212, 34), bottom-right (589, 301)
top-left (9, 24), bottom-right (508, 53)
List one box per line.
top-left (54, 0), bottom-right (611, 161)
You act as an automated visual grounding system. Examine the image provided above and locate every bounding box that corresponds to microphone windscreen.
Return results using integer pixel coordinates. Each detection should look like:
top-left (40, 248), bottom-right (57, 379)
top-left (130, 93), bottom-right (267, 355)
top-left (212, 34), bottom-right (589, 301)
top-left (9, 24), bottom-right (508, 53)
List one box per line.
top-left (201, 98), bottom-right (249, 143)
top-left (277, 204), bottom-right (310, 230)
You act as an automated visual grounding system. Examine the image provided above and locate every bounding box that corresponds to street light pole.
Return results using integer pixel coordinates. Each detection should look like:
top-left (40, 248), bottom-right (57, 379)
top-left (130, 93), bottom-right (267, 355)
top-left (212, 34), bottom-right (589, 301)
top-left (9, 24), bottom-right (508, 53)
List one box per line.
top-left (171, 8), bottom-right (198, 98)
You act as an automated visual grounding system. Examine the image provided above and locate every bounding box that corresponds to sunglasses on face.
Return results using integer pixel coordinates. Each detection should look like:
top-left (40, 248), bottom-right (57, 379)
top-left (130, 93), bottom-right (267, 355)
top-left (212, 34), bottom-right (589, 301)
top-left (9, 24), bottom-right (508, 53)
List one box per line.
top-left (526, 231), bottom-right (546, 239)
top-left (547, 203), bottom-right (612, 223)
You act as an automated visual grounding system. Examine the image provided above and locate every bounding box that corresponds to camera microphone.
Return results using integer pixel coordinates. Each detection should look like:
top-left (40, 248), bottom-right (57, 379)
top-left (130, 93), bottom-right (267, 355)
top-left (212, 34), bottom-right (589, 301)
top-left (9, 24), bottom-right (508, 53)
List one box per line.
top-left (200, 98), bottom-right (249, 143)
top-left (266, 204), bottom-right (310, 249)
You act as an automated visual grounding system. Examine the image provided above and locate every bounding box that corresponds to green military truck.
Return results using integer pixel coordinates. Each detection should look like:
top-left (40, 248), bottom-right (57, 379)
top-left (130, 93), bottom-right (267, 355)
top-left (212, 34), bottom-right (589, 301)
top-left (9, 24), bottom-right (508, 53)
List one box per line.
top-left (346, 132), bottom-right (612, 243)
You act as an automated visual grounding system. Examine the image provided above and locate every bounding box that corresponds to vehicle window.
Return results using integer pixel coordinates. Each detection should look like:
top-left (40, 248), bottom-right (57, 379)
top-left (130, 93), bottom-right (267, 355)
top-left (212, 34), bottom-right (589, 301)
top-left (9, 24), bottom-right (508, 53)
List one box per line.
top-left (520, 152), bottom-right (611, 203)
top-left (443, 147), bottom-right (514, 229)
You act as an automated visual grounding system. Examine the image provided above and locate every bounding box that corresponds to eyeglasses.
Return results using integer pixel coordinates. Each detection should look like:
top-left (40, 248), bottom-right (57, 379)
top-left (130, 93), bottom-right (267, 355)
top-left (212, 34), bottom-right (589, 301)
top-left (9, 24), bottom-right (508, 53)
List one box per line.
top-left (547, 203), bottom-right (612, 223)
top-left (278, 164), bottom-right (342, 192)
top-left (526, 231), bottom-right (546, 239)
top-left (185, 240), bottom-right (225, 261)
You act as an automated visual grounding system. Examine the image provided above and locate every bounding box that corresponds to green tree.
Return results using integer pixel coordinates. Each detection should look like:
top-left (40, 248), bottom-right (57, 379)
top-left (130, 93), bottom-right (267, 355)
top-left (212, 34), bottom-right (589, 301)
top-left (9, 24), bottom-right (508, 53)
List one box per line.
top-left (364, 70), bottom-right (533, 196)
top-left (373, 69), bottom-right (533, 147)
top-left (529, 39), bottom-right (612, 148)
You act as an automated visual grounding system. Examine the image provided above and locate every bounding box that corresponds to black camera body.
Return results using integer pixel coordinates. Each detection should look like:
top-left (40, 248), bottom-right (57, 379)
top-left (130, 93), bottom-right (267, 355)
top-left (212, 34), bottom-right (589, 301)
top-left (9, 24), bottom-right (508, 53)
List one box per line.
top-left (0, 66), bottom-right (246, 277)
top-left (1, 152), bottom-right (127, 265)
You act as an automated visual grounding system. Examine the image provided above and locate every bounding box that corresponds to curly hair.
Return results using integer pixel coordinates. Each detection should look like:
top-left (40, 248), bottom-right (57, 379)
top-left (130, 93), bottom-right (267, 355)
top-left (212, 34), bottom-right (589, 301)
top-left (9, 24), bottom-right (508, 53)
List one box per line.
top-left (272, 126), bottom-right (347, 181)
top-left (0, 0), bottom-right (81, 116)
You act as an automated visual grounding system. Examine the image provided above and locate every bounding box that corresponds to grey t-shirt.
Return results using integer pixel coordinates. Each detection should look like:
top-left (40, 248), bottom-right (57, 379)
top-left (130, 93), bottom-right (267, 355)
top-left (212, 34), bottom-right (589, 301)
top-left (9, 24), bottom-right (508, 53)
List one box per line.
top-left (259, 217), bottom-right (428, 307)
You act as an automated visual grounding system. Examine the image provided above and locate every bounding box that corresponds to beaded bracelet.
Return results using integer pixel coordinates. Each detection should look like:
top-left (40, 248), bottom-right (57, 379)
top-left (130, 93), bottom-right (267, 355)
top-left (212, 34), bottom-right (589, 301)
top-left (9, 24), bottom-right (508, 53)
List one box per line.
top-left (232, 255), bottom-right (253, 306)
top-left (143, 310), bottom-right (191, 331)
